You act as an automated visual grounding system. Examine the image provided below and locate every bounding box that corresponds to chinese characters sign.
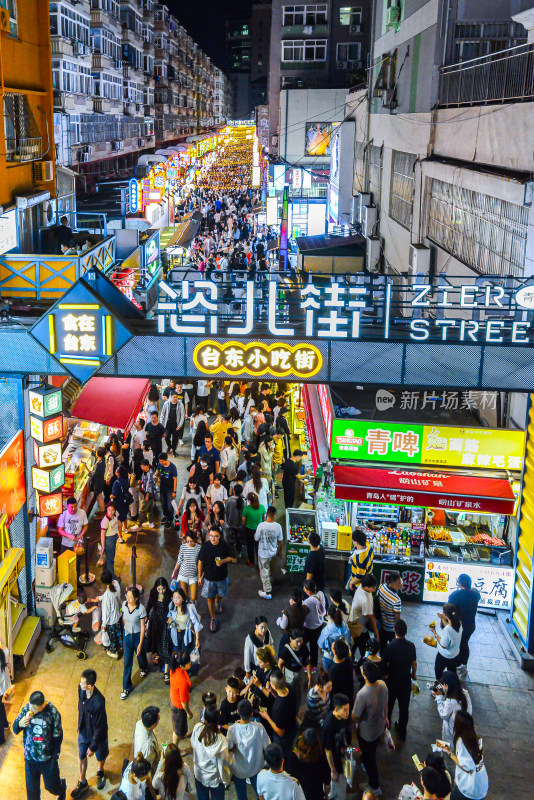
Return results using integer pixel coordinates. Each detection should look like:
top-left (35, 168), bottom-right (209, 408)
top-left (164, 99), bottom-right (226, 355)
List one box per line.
top-left (37, 492), bottom-right (63, 518)
top-left (30, 415), bottom-right (63, 444)
top-left (28, 387), bottom-right (62, 419)
top-left (0, 431), bottom-right (26, 527)
top-left (424, 560), bottom-right (513, 610)
top-left (378, 566), bottom-right (424, 601)
top-left (330, 419), bottom-right (525, 471)
top-left (193, 340), bottom-right (322, 379)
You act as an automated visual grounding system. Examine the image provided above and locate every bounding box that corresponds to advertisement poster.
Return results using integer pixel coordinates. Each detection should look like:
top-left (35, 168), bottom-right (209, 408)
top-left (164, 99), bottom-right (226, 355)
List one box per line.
top-left (305, 122), bottom-right (339, 156)
top-left (330, 419), bottom-right (525, 471)
top-left (424, 559), bottom-right (514, 610)
top-left (0, 431), bottom-right (26, 526)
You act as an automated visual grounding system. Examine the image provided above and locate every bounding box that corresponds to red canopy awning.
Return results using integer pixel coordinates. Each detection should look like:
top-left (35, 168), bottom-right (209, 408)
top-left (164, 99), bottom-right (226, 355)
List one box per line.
top-left (71, 377), bottom-right (150, 435)
top-left (333, 464), bottom-right (516, 515)
top-left (302, 384), bottom-right (330, 473)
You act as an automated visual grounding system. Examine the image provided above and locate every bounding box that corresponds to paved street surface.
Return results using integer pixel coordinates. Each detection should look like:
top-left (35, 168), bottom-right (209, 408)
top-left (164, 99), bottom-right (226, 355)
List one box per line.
top-left (1, 447), bottom-right (533, 799)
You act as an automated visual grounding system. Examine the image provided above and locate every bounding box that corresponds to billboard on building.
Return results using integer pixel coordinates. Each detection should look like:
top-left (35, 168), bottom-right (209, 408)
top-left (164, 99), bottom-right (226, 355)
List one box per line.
top-left (305, 122), bottom-right (340, 156)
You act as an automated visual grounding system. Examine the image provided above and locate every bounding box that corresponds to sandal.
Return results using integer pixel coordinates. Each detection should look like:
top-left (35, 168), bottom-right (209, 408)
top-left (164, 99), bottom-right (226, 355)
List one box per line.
top-left (163, 673), bottom-right (170, 683)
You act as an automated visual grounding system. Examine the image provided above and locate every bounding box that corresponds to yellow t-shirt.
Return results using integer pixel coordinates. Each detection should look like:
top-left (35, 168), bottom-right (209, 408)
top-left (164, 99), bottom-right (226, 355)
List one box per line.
top-left (210, 419), bottom-right (230, 451)
top-left (273, 438), bottom-right (284, 465)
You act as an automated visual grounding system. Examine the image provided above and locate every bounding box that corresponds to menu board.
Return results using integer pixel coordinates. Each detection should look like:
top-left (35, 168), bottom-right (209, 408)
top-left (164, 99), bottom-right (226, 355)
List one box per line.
top-left (423, 559), bottom-right (514, 610)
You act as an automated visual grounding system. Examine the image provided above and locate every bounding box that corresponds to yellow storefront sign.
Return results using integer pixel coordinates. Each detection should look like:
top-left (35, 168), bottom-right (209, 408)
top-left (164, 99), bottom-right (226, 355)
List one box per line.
top-left (421, 425), bottom-right (526, 470)
top-left (193, 340), bottom-right (323, 379)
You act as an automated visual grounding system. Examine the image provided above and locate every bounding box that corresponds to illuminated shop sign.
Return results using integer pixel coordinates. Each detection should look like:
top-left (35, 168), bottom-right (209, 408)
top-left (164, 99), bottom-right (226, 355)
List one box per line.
top-left (37, 491), bottom-right (63, 518)
top-left (31, 464), bottom-right (65, 494)
top-left (129, 179), bottom-right (139, 213)
top-left (193, 340), bottom-right (323, 379)
top-left (330, 419), bottom-right (525, 469)
top-left (424, 560), bottom-right (514, 610)
top-left (0, 431), bottom-right (26, 527)
top-left (157, 277), bottom-right (534, 345)
top-left (36, 442), bottom-right (62, 469)
top-left (30, 415), bottom-right (63, 444)
top-left (29, 387), bottom-right (63, 419)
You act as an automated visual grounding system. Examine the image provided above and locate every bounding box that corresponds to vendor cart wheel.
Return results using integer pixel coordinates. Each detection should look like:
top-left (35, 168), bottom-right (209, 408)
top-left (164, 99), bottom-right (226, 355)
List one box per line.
top-left (76, 650), bottom-right (88, 660)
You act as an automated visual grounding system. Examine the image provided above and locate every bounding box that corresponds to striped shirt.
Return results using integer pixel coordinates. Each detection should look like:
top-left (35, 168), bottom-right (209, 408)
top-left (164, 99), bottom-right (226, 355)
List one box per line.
top-left (349, 543), bottom-right (374, 584)
top-left (378, 583), bottom-right (402, 631)
top-left (177, 542), bottom-right (202, 579)
top-left (304, 686), bottom-right (330, 725)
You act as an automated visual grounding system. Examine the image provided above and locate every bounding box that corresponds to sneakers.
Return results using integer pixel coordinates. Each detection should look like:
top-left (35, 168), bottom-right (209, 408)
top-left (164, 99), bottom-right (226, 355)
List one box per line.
top-left (96, 771), bottom-right (106, 791)
top-left (128, 525), bottom-right (141, 532)
top-left (178, 439), bottom-right (184, 446)
top-left (215, 598), bottom-right (223, 614)
top-left (70, 779), bottom-right (88, 798)
top-left (210, 618), bottom-right (218, 632)
top-left (106, 649), bottom-right (119, 660)
top-left (142, 521), bottom-right (155, 529)
top-left (118, 537), bottom-right (125, 543)
top-left (120, 689), bottom-right (131, 700)
top-left (140, 670), bottom-right (148, 678)
top-left (258, 590), bottom-right (272, 600)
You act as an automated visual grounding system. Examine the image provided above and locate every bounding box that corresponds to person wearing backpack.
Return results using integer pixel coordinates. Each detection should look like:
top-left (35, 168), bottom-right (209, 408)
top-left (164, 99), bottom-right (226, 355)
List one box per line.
top-left (111, 465), bottom-right (133, 543)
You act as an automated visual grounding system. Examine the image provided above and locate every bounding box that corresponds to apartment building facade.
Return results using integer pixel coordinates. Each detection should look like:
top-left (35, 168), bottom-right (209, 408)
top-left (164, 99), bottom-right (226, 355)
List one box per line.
top-left (51, 0), bottom-right (226, 186)
top-left (268, 0), bottom-right (372, 152)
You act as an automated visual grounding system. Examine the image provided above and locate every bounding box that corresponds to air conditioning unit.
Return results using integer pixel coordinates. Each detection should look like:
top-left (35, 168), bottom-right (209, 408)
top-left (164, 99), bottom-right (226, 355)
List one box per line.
top-left (386, 3), bottom-right (401, 28)
top-left (33, 161), bottom-right (54, 183)
top-left (366, 236), bottom-right (381, 272)
top-left (0, 8), bottom-right (10, 32)
top-left (337, 61), bottom-right (347, 70)
top-left (362, 205), bottom-right (377, 237)
top-left (350, 24), bottom-right (361, 34)
top-left (357, 192), bottom-right (371, 223)
top-left (408, 243), bottom-right (431, 274)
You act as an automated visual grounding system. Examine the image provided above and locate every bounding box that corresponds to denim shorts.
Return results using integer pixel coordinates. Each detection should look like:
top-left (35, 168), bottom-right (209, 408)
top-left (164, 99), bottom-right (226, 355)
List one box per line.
top-left (201, 576), bottom-right (229, 599)
top-left (78, 734), bottom-right (109, 762)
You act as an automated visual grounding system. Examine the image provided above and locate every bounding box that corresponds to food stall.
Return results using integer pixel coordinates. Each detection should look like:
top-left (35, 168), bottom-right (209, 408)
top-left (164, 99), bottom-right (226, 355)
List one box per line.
top-left (303, 383), bottom-right (524, 607)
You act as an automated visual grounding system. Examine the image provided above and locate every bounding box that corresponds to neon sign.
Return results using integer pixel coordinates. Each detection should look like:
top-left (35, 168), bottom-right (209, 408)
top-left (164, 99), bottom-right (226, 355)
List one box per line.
top-left (193, 340), bottom-right (323, 379)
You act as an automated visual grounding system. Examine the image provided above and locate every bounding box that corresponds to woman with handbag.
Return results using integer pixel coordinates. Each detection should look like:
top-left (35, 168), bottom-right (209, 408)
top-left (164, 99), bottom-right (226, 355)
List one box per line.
top-left (167, 587), bottom-right (203, 675)
top-left (443, 711), bottom-right (488, 800)
top-left (277, 628), bottom-right (311, 710)
top-left (0, 646), bottom-right (13, 744)
top-left (191, 707), bottom-right (230, 800)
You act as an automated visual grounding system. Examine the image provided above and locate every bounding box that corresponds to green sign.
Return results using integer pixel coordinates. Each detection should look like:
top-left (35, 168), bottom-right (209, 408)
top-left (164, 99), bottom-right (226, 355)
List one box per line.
top-left (286, 543), bottom-right (309, 573)
top-left (330, 419), bottom-right (422, 463)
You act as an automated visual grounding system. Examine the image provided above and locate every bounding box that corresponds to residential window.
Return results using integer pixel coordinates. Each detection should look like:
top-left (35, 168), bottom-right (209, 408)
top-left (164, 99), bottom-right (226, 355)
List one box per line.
top-left (389, 150), bottom-right (416, 229)
top-left (425, 177), bottom-right (528, 277)
top-left (4, 93), bottom-right (42, 162)
top-left (91, 0), bottom-right (120, 18)
top-left (282, 5), bottom-right (328, 26)
top-left (0, 0), bottom-right (17, 36)
top-left (339, 6), bottom-right (362, 26)
top-left (453, 21), bottom-right (526, 62)
top-left (282, 38), bottom-right (326, 61)
top-left (337, 42), bottom-right (361, 62)
top-left (50, 3), bottom-right (90, 45)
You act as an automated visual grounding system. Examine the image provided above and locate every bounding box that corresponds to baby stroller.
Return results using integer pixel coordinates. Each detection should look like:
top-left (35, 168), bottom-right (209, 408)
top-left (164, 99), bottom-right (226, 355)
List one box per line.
top-left (45, 583), bottom-right (90, 660)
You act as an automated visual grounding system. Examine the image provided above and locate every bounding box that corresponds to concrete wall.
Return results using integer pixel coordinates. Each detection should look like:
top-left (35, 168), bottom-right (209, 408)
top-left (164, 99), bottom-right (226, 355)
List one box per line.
top-left (279, 88), bottom-right (349, 166)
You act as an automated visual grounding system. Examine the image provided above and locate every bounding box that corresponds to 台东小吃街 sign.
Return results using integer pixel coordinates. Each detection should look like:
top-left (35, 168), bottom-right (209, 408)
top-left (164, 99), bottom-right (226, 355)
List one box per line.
top-left (330, 419), bottom-right (525, 471)
top-left (193, 340), bottom-right (323, 379)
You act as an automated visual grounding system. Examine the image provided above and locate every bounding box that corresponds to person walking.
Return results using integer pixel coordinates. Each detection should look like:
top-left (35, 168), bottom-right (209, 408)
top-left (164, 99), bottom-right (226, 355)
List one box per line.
top-left (100, 503), bottom-right (119, 580)
top-left (225, 483), bottom-right (244, 558)
top-left (347, 529), bottom-right (374, 592)
top-left (100, 570), bottom-right (122, 659)
top-left (348, 574), bottom-right (379, 659)
top-left (13, 690), bottom-right (66, 800)
top-left (304, 532), bottom-right (326, 592)
top-left (302, 579), bottom-right (326, 670)
top-left (258, 671), bottom-right (297, 763)
top-left (244, 616), bottom-right (273, 678)
top-left (242, 492), bottom-right (266, 567)
top-left (328, 639), bottom-right (355, 709)
top-left (160, 391), bottom-right (185, 455)
top-left (133, 706), bottom-right (161, 776)
top-left (110, 466), bottom-right (131, 543)
top-left (301, 668), bottom-right (332, 730)
top-left (171, 532), bottom-right (202, 602)
top-left (288, 728), bottom-right (331, 800)
top-left (382, 619), bottom-right (417, 741)
top-left (255, 505), bottom-right (283, 600)
top-left (136, 459), bottom-right (157, 530)
top-left (153, 743), bottom-right (193, 800)
top-left (449, 574), bottom-right (481, 677)
top-left (191, 707), bottom-right (229, 800)
top-left (317, 606), bottom-right (351, 673)
top-left (155, 453), bottom-right (178, 528)
top-left (433, 604), bottom-right (463, 679)
top-left (198, 527), bottom-right (236, 632)
top-left (145, 410), bottom-right (165, 461)
top-left (432, 670), bottom-right (472, 743)
top-left (277, 628), bottom-right (311, 710)
top-left (228, 699), bottom-right (270, 800)
top-left (445, 711), bottom-right (488, 800)
top-left (352, 661), bottom-right (388, 797)
top-left (121, 586), bottom-right (149, 699)
top-left (377, 572), bottom-right (403, 653)
top-left (257, 743), bottom-right (305, 800)
top-left (169, 650), bottom-right (193, 746)
top-left (322, 694), bottom-right (352, 800)
top-left (71, 669), bottom-right (108, 796)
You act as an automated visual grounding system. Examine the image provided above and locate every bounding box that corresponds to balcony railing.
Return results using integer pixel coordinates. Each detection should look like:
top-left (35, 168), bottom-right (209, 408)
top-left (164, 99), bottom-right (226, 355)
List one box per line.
top-left (438, 42), bottom-right (534, 107)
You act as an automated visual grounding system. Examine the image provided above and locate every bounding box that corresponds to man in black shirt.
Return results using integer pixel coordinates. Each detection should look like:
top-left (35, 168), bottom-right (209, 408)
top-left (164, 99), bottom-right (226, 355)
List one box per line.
top-left (322, 693), bottom-right (351, 789)
top-left (219, 677), bottom-right (241, 733)
top-left (259, 670), bottom-right (297, 763)
top-left (72, 669), bottom-right (108, 796)
top-left (282, 449), bottom-right (305, 509)
top-left (449, 573), bottom-right (481, 674)
top-left (55, 215), bottom-right (73, 253)
top-left (305, 532), bottom-right (326, 591)
top-left (382, 619), bottom-right (417, 741)
top-left (198, 527), bottom-right (236, 632)
top-left (145, 411), bottom-right (165, 460)
top-left (329, 639), bottom-right (355, 709)
top-left (155, 453), bottom-right (178, 526)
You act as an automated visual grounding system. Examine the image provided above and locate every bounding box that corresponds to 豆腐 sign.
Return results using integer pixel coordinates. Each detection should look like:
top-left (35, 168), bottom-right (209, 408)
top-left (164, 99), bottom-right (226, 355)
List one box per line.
top-left (330, 419), bottom-right (525, 471)
top-left (424, 559), bottom-right (513, 610)
top-left (193, 340), bottom-right (323, 379)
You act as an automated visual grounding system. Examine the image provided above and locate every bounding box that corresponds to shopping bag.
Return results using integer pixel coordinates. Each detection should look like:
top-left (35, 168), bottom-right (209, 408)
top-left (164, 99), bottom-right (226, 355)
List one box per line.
top-left (382, 728), bottom-right (396, 751)
top-left (190, 646), bottom-right (201, 664)
top-left (342, 746), bottom-right (359, 787)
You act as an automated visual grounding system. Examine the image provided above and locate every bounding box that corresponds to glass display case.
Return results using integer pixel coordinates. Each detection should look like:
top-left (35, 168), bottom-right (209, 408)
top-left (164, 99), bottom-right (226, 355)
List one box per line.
top-left (62, 421), bottom-right (107, 506)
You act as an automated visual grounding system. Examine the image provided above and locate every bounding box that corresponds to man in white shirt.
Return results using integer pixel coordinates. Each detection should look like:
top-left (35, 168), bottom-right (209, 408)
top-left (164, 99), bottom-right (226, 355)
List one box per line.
top-left (133, 706), bottom-right (160, 775)
top-left (257, 743), bottom-right (305, 800)
top-left (349, 574), bottom-right (379, 658)
top-left (228, 699), bottom-right (270, 800)
top-left (131, 418), bottom-right (146, 452)
top-left (254, 506), bottom-right (283, 601)
top-left (195, 379), bottom-right (212, 411)
top-left (58, 497), bottom-right (88, 581)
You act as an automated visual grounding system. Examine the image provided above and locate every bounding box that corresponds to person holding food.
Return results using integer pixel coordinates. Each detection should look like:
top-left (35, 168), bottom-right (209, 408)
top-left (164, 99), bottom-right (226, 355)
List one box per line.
top-left (431, 604), bottom-right (463, 679)
top-left (432, 670), bottom-right (472, 743)
top-left (449, 575), bottom-right (481, 677)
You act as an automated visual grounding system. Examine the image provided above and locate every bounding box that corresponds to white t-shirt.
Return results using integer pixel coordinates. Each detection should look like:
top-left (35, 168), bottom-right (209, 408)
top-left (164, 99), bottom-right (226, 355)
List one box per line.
top-left (243, 478), bottom-right (269, 509)
top-left (254, 521), bottom-right (283, 559)
top-left (227, 721), bottom-right (270, 779)
top-left (349, 585), bottom-right (374, 623)
top-left (257, 770), bottom-right (306, 800)
top-left (58, 508), bottom-right (88, 548)
top-left (454, 738), bottom-right (488, 800)
top-left (206, 484), bottom-right (228, 505)
top-left (119, 763), bottom-right (148, 800)
top-left (437, 623), bottom-right (462, 658)
top-left (197, 380), bottom-right (210, 397)
top-left (131, 429), bottom-right (147, 450)
top-left (101, 513), bottom-right (119, 538)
